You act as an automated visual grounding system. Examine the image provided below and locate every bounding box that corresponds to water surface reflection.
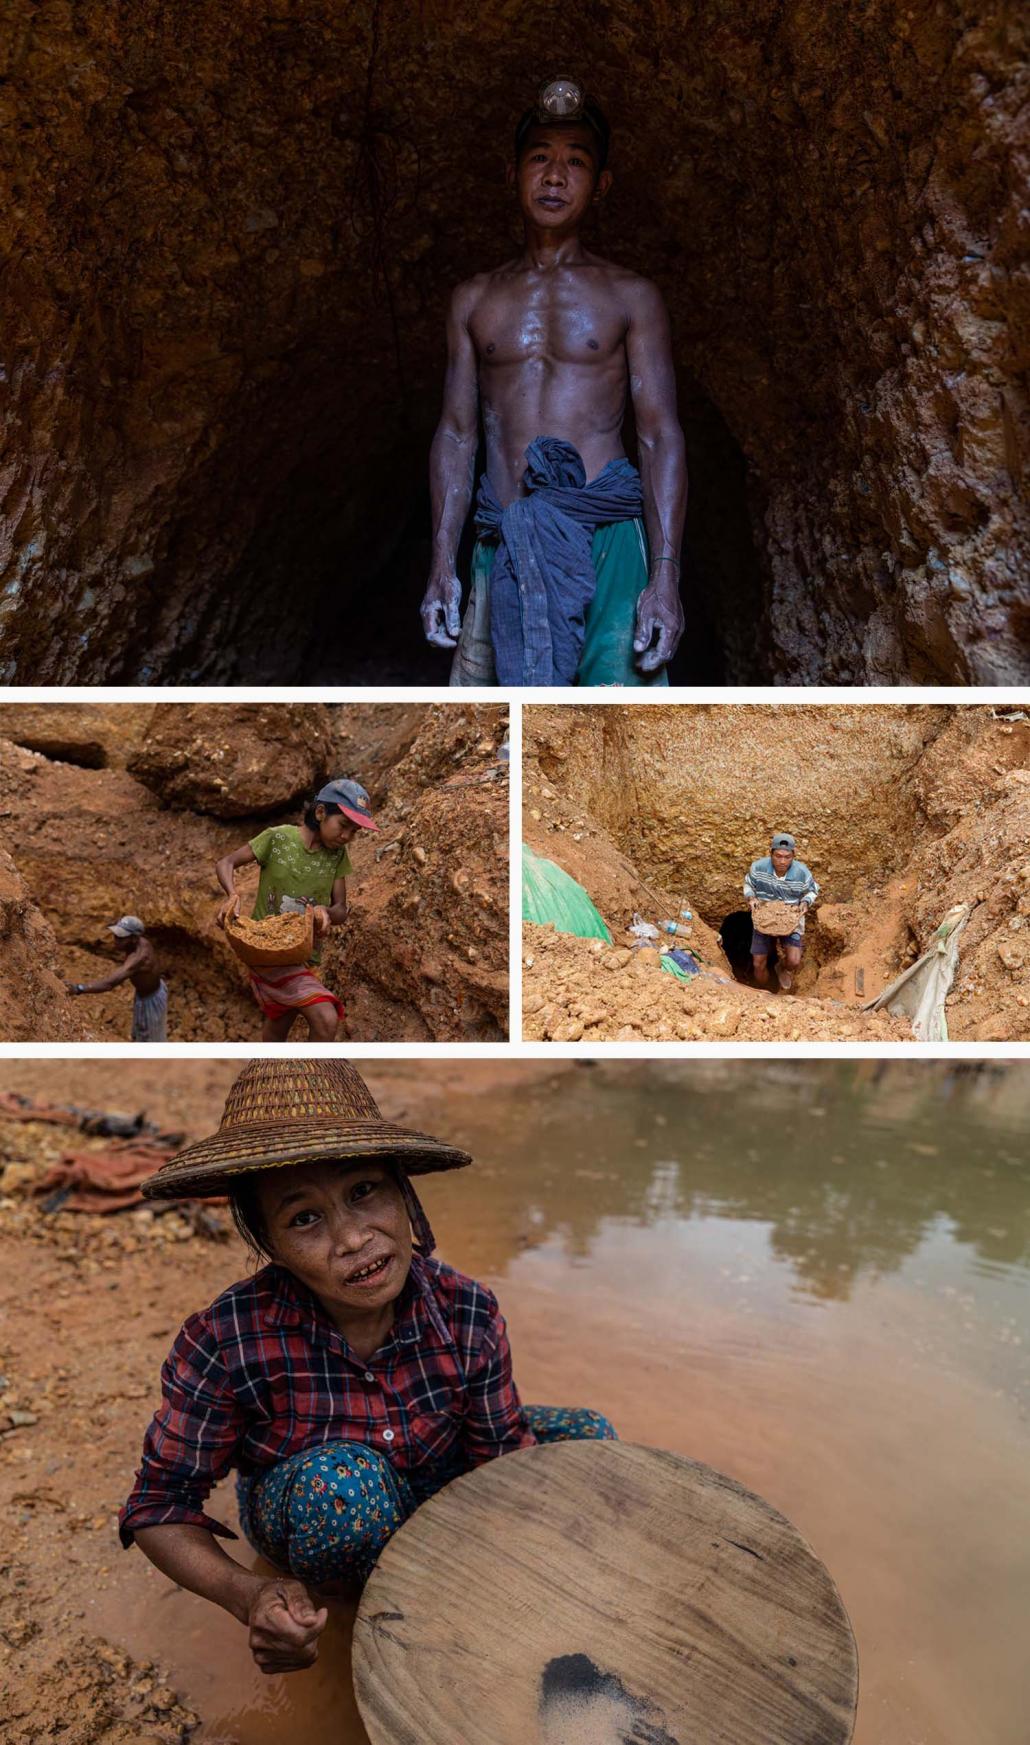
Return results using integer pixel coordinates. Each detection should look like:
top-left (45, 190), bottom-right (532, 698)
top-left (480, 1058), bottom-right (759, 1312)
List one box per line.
top-left (118, 1063), bottom-right (1030, 1745)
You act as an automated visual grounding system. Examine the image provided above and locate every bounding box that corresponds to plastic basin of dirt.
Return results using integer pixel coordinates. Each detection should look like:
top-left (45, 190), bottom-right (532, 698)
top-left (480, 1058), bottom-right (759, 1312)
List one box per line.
top-left (225, 908), bottom-right (314, 967)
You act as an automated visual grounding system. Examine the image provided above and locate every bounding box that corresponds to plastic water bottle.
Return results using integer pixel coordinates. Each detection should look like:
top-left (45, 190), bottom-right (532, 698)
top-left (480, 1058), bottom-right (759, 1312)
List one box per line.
top-left (661, 909), bottom-right (693, 936)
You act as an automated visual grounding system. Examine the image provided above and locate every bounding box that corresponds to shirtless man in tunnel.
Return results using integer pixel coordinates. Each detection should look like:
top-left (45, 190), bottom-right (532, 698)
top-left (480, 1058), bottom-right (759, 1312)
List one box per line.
top-left (421, 78), bottom-right (687, 687)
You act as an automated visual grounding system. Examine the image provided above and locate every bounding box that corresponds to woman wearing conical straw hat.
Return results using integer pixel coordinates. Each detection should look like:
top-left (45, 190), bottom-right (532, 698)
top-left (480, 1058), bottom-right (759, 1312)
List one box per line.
top-left (119, 1060), bottom-right (615, 1676)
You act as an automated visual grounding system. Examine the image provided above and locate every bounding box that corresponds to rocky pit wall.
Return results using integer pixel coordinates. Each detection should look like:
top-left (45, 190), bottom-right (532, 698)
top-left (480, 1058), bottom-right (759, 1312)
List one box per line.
top-left (0, 703), bottom-right (508, 1042)
top-left (523, 704), bottom-right (1030, 1042)
top-left (1, 2), bottom-right (1026, 686)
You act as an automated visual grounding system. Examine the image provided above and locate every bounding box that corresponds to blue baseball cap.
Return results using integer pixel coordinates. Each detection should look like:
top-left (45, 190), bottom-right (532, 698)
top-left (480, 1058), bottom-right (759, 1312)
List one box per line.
top-left (771, 832), bottom-right (796, 852)
top-left (315, 778), bottom-right (378, 830)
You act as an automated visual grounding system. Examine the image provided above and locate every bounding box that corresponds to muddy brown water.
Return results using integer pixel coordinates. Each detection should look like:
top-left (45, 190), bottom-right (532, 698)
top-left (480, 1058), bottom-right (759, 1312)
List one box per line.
top-left (93, 1062), bottom-right (1030, 1744)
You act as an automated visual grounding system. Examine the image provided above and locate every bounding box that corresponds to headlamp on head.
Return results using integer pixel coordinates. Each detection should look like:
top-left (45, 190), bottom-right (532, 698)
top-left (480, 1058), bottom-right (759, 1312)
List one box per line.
top-left (514, 76), bottom-right (611, 171)
top-left (537, 76), bottom-right (586, 121)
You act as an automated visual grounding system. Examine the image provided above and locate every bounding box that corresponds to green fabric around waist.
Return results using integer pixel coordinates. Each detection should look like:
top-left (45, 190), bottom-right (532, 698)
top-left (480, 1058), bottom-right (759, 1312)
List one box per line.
top-left (471, 518), bottom-right (668, 688)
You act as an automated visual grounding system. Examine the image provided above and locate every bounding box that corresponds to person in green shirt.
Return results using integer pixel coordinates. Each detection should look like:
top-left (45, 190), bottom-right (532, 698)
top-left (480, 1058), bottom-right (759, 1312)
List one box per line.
top-left (216, 779), bottom-right (378, 1041)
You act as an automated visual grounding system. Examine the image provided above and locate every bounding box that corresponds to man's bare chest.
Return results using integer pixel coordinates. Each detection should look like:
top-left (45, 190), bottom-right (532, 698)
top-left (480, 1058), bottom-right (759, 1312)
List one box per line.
top-left (471, 281), bottom-right (627, 371)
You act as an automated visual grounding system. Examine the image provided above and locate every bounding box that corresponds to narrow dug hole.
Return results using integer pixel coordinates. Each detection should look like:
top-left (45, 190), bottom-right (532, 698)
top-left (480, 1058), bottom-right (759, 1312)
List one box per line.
top-left (1, 5), bottom-right (1026, 683)
top-left (523, 703), bottom-right (1030, 1042)
top-left (0, 703), bottom-right (510, 1042)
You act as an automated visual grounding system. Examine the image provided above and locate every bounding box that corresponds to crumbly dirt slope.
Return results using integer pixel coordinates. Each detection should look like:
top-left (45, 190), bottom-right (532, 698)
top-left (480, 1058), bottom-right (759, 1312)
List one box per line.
top-left (524, 704), bottom-right (1030, 1042)
top-left (330, 708), bottom-right (510, 1041)
top-left (523, 926), bottom-right (912, 1043)
top-left (0, 705), bottom-right (509, 1042)
top-left (0, 848), bottom-right (91, 1044)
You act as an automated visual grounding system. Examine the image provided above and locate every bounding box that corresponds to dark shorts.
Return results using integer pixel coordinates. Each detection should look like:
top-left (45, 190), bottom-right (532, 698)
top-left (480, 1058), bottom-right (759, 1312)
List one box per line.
top-left (751, 928), bottom-right (804, 956)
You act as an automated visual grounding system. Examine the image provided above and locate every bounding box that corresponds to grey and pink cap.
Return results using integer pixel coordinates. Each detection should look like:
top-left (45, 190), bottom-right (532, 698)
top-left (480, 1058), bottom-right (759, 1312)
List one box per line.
top-left (316, 778), bottom-right (379, 831)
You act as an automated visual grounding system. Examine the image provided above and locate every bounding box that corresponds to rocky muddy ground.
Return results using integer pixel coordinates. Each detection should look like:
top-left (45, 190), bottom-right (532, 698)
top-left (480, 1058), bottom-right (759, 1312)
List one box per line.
top-left (0, 704), bottom-right (509, 1042)
top-left (523, 704), bottom-right (1030, 1043)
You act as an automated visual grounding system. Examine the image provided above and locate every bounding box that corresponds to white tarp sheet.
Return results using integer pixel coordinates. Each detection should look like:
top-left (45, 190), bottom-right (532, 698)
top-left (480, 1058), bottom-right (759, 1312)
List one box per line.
top-left (862, 904), bottom-right (972, 1041)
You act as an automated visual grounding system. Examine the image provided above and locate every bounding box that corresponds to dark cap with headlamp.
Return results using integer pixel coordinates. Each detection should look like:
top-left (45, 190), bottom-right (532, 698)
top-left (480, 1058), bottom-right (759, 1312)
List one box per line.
top-left (514, 76), bottom-right (611, 170)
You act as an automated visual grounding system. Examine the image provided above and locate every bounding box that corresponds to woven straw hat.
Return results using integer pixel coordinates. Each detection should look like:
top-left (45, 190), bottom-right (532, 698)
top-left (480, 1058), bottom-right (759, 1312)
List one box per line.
top-left (142, 1059), bottom-right (471, 1201)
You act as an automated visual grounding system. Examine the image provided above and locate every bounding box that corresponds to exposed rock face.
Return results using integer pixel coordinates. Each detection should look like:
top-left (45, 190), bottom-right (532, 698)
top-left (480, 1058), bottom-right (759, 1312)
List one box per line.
top-left (0, 845), bottom-right (91, 1043)
top-left (529, 703), bottom-right (942, 919)
top-left (0, 703), bottom-right (154, 768)
top-left (0, 3), bottom-right (1025, 683)
top-left (327, 705), bottom-right (510, 1040)
top-left (524, 703), bottom-right (1030, 1039)
top-left (128, 703), bottom-right (334, 816)
top-left (0, 735), bottom-right (256, 1040)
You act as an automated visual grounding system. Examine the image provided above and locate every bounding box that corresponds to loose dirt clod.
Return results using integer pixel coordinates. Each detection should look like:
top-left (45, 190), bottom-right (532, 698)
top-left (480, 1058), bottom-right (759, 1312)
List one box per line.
top-left (226, 907), bottom-right (313, 967)
top-left (523, 925), bottom-right (913, 1043)
top-left (229, 912), bottom-right (308, 946)
top-left (1, 1627), bottom-right (199, 1745)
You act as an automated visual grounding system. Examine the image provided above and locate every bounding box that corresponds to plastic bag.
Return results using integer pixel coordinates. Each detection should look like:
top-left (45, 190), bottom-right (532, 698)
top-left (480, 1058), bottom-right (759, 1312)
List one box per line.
top-left (629, 912), bottom-right (660, 940)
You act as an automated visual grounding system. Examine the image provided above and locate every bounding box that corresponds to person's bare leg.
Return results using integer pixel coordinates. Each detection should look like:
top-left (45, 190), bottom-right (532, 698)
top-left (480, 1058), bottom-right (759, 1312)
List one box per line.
top-left (305, 1004), bottom-right (340, 1044)
top-left (776, 943), bottom-right (803, 991)
top-left (752, 952), bottom-right (770, 986)
top-left (261, 1013), bottom-right (296, 1042)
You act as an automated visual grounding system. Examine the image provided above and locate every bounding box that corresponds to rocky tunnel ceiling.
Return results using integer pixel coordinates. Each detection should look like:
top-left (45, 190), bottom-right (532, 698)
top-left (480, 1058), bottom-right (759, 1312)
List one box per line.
top-left (1, 0), bottom-right (1026, 684)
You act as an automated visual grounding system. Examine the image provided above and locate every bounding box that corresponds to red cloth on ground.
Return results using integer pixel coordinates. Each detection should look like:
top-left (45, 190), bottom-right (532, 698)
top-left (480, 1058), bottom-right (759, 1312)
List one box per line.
top-left (33, 1145), bottom-right (179, 1212)
top-left (0, 1094), bottom-right (80, 1126)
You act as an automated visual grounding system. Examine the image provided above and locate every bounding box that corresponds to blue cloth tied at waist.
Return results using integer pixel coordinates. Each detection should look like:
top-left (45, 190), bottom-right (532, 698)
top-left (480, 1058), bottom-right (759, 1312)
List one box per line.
top-left (474, 436), bottom-right (645, 686)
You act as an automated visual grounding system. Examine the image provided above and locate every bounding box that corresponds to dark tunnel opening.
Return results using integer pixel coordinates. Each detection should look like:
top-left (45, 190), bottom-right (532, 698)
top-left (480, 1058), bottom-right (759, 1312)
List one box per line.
top-left (2, 6), bottom-right (1023, 685)
top-left (719, 909), bottom-right (766, 983)
top-left (290, 371), bottom-right (767, 688)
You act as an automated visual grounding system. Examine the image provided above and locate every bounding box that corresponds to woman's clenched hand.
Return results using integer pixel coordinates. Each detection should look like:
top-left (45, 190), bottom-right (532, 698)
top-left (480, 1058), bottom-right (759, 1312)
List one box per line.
top-left (248, 1579), bottom-right (329, 1674)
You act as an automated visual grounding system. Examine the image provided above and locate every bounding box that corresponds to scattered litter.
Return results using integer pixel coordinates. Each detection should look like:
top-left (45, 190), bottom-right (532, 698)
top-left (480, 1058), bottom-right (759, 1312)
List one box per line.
top-left (629, 913), bottom-right (660, 941)
top-left (661, 949), bottom-right (702, 980)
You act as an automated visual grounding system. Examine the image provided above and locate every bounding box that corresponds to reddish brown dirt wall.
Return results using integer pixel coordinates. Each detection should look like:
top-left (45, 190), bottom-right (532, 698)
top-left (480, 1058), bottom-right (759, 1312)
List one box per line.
top-left (524, 704), bottom-right (1030, 1040)
top-left (0, 704), bottom-right (509, 1041)
top-left (0, 4), bottom-right (1025, 683)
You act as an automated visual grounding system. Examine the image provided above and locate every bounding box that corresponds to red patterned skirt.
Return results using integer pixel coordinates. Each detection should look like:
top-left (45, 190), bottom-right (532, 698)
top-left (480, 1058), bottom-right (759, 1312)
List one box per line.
top-left (248, 964), bottom-right (345, 1023)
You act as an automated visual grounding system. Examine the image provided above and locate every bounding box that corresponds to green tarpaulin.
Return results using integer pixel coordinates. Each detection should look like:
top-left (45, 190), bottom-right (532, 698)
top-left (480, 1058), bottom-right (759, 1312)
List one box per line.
top-left (522, 844), bottom-right (611, 943)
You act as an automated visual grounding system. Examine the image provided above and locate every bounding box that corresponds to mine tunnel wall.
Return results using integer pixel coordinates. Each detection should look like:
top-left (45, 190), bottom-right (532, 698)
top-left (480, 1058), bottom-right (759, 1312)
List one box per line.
top-left (1, 2), bottom-right (1025, 683)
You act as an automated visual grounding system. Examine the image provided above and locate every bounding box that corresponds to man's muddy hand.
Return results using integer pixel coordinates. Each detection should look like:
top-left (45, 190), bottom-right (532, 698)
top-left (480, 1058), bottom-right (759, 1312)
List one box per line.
top-left (633, 581), bottom-right (685, 673)
top-left (217, 893), bottom-right (240, 929)
top-left (247, 1578), bottom-right (328, 1675)
top-left (312, 905), bottom-right (331, 939)
top-left (420, 574), bottom-right (462, 648)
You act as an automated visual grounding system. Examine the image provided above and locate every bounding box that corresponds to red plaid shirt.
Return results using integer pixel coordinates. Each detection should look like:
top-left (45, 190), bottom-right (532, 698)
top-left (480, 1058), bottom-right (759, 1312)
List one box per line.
top-left (119, 1255), bottom-right (535, 1546)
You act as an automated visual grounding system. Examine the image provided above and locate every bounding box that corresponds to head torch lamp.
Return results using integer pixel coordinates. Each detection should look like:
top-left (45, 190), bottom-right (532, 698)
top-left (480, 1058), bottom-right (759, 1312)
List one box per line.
top-left (515, 76), bottom-right (611, 169)
top-left (536, 76), bottom-right (587, 121)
